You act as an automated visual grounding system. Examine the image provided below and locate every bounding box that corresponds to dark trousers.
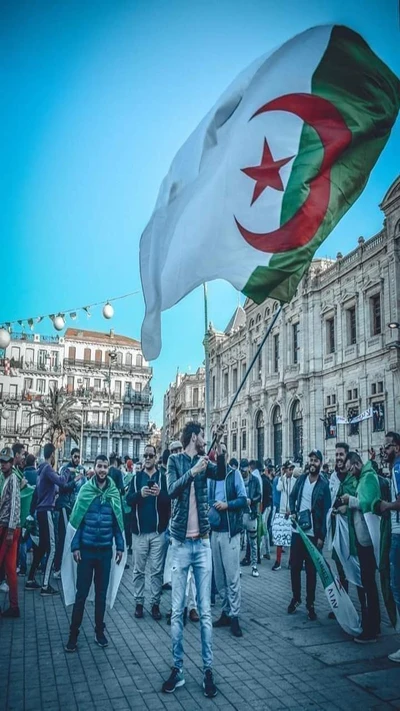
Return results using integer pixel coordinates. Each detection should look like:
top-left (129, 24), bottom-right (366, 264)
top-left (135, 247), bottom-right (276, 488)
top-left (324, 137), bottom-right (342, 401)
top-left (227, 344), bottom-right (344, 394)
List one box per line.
top-left (356, 542), bottom-right (380, 637)
top-left (28, 510), bottom-right (56, 587)
top-left (70, 547), bottom-right (112, 636)
top-left (124, 513), bottom-right (132, 550)
top-left (290, 533), bottom-right (317, 608)
top-left (54, 508), bottom-right (69, 572)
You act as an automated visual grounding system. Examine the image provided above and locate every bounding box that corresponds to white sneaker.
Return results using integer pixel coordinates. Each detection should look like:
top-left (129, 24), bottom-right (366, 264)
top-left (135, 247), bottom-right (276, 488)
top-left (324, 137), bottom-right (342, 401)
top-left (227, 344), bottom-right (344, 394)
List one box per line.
top-left (252, 567), bottom-right (259, 578)
top-left (388, 648), bottom-right (400, 663)
top-left (0, 581), bottom-right (9, 593)
top-left (53, 570), bottom-right (62, 580)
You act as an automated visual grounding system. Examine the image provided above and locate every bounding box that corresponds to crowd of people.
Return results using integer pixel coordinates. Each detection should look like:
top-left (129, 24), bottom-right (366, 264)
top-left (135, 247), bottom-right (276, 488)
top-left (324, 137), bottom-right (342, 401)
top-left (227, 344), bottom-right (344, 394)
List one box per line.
top-left (0, 424), bottom-right (399, 699)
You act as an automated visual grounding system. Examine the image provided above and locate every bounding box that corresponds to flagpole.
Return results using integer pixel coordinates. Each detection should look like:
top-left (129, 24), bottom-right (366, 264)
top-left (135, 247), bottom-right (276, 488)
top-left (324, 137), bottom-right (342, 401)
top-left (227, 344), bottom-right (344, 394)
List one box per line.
top-left (208, 304), bottom-right (282, 454)
top-left (203, 283), bottom-right (212, 449)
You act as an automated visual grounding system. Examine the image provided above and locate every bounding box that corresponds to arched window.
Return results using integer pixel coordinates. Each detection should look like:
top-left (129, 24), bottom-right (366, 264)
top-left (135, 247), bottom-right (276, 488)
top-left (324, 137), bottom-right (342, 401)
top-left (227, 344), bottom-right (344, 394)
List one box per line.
top-left (84, 348), bottom-right (91, 363)
top-left (272, 406), bottom-right (282, 466)
top-left (126, 352), bottom-right (132, 367)
top-left (256, 411), bottom-right (265, 463)
top-left (136, 354), bottom-right (143, 367)
top-left (292, 400), bottom-right (303, 464)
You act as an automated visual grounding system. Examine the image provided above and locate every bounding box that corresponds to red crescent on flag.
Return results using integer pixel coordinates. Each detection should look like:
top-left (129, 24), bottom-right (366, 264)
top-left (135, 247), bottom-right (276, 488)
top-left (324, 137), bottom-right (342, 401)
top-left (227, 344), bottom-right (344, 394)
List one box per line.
top-left (234, 93), bottom-right (352, 253)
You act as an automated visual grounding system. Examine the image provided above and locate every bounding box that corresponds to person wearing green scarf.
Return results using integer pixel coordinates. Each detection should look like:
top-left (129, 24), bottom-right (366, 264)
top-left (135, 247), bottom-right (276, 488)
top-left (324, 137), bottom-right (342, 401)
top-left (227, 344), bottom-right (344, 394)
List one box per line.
top-left (64, 454), bottom-right (124, 653)
top-left (341, 452), bottom-right (381, 644)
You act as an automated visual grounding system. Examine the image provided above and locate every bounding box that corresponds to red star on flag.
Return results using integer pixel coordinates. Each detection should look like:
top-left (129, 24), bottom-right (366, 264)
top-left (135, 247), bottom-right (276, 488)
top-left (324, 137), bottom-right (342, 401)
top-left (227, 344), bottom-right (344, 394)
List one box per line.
top-left (241, 138), bottom-right (294, 205)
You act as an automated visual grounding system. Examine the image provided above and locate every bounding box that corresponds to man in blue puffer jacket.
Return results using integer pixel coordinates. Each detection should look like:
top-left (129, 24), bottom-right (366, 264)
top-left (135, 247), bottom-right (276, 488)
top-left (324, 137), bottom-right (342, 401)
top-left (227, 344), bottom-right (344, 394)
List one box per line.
top-left (64, 454), bottom-right (124, 652)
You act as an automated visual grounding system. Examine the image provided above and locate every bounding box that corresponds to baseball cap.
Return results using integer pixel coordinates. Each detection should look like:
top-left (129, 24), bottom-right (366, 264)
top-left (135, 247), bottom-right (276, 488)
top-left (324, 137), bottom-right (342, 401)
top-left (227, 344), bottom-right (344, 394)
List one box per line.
top-left (170, 440), bottom-right (182, 451)
top-left (309, 449), bottom-right (323, 462)
top-left (0, 447), bottom-right (14, 463)
top-left (239, 458), bottom-right (249, 469)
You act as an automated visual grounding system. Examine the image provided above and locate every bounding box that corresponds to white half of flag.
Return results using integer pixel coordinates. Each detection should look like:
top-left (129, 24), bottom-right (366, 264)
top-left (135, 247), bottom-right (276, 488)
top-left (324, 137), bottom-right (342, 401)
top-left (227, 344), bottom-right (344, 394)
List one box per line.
top-left (61, 523), bottom-right (127, 609)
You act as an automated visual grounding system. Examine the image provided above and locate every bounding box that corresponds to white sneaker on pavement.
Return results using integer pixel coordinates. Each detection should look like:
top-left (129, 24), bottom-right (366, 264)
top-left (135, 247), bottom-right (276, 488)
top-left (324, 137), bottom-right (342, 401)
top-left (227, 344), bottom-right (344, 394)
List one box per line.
top-left (0, 581), bottom-right (9, 593)
top-left (388, 648), bottom-right (400, 663)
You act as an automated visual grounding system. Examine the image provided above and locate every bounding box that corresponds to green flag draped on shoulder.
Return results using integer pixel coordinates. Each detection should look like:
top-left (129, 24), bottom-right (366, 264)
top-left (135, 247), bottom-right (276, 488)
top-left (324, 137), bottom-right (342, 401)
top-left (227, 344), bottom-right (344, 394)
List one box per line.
top-left (61, 477), bottom-right (126, 609)
top-left (69, 475), bottom-right (124, 534)
top-left (140, 24), bottom-right (400, 360)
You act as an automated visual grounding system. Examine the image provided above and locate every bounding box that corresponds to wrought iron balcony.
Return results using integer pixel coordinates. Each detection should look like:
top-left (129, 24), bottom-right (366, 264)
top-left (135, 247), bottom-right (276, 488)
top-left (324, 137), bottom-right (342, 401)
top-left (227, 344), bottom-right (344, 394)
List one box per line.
top-left (63, 358), bottom-right (152, 375)
top-left (110, 423), bottom-right (149, 435)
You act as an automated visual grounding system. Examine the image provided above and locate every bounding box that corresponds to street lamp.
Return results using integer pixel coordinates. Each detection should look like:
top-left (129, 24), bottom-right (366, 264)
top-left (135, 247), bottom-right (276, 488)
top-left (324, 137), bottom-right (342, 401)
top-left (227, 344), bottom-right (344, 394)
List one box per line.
top-left (387, 322), bottom-right (400, 351)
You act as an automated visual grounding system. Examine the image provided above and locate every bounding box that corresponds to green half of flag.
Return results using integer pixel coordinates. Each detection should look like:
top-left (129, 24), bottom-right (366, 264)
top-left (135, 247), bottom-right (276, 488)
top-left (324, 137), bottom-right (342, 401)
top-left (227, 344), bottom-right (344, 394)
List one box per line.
top-left (244, 25), bottom-right (400, 304)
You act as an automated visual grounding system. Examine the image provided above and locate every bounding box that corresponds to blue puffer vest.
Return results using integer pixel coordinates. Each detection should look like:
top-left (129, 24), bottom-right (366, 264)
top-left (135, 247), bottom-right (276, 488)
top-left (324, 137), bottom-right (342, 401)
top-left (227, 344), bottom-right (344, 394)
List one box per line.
top-left (73, 495), bottom-right (124, 550)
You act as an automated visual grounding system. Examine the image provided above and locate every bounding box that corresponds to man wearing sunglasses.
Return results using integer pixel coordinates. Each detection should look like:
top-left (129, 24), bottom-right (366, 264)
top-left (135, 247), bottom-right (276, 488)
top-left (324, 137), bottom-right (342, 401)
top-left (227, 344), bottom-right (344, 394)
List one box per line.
top-left (126, 444), bottom-right (170, 621)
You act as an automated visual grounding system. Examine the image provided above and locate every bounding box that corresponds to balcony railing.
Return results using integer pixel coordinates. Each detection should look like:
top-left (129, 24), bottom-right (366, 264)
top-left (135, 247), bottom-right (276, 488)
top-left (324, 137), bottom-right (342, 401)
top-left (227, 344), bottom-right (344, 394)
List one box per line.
top-left (70, 388), bottom-right (153, 405)
top-left (0, 358), bottom-right (62, 373)
top-left (110, 423), bottom-right (149, 435)
top-left (63, 358), bottom-right (152, 374)
top-left (0, 391), bottom-right (58, 404)
top-left (10, 333), bottom-right (62, 344)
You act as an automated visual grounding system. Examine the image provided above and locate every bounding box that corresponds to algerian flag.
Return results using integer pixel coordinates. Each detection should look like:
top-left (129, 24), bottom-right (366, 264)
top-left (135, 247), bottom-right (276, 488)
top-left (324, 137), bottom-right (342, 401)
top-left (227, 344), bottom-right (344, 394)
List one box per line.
top-left (294, 524), bottom-right (362, 637)
top-left (61, 477), bottom-right (127, 609)
top-left (140, 24), bottom-right (399, 360)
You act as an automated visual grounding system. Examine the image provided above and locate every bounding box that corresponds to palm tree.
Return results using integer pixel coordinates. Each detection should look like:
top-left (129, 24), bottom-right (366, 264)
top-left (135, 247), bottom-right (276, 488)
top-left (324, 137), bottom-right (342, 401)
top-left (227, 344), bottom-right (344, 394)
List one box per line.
top-left (25, 386), bottom-right (82, 466)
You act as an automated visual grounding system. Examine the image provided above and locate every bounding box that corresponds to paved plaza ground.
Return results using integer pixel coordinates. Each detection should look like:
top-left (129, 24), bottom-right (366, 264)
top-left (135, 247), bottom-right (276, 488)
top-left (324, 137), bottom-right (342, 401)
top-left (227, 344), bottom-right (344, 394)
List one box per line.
top-left (1, 551), bottom-right (400, 711)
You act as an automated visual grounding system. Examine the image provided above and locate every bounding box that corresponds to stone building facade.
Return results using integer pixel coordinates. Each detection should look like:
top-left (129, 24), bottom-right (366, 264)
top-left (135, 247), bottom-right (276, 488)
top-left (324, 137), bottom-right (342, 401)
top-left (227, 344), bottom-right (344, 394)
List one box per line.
top-left (162, 368), bottom-right (205, 448)
top-left (0, 328), bottom-right (153, 462)
top-left (209, 176), bottom-right (400, 469)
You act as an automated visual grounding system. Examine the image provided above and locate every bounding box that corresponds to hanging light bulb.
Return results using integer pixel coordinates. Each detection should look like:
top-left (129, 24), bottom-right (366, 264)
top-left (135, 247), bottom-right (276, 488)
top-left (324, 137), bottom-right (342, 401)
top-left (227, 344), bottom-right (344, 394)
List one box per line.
top-left (102, 302), bottom-right (114, 319)
top-left (27, 319), bottom-right (34, 331)
top-left (70, 312), bottom-right (77, 321)
top-left (0, 328), bottom-right (11, 349)
top-left (53, 314), bottom-right (65, 331)
top-left (83, 306), bottom-right (91, 319)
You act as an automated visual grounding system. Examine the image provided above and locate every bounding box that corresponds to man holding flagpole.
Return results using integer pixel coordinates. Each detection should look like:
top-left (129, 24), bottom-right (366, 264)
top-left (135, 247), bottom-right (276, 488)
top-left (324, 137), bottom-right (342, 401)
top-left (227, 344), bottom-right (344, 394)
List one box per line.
top-left (162, 422), bottom-right (226, 698)
top-left (63, 454), bottom-right (125, 653)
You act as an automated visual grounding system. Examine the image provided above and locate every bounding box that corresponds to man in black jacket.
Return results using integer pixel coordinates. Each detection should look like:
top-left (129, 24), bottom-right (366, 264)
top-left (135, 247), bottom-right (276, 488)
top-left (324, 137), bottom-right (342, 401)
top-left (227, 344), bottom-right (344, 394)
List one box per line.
top-left (126, 444), bottom-right (170, 621)
top-left (288, 449), bottom-right (331, 620)
top-left (240, 458), bottom-right (262, 577)
top-left (53, 448), bottom-right (85, 578)
top-left (209, 449), bottom-right (247, 637)
top-left (162, 421), bottom-right (225, 699)
top-left (261, 464), bottom-right (273, 560)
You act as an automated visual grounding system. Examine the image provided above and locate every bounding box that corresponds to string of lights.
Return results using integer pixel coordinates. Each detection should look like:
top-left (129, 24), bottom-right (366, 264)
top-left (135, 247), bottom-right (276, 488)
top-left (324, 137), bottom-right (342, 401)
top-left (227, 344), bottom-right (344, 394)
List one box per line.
top-left (0, 290), bottom-right (141, 349)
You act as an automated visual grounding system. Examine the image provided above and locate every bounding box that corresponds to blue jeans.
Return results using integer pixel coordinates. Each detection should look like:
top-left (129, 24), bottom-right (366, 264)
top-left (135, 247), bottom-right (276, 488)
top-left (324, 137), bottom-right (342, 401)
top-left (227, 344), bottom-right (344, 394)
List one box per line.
top-left (171, 538), bottom-right (212, 671)
top-left (390, 533), bottom-right (400, 615)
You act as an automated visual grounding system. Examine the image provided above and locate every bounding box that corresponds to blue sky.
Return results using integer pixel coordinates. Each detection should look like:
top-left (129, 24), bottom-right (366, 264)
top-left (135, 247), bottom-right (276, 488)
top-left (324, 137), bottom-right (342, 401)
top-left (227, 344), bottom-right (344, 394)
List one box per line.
top-left (2, 0), bottom-right (399, 425)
